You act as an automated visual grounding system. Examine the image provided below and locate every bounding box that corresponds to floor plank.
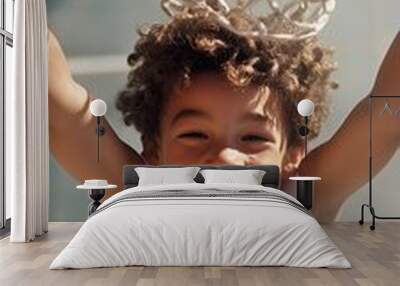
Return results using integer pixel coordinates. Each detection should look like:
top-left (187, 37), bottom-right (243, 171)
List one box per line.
top-left (0, 222), bottom-right (399, 286)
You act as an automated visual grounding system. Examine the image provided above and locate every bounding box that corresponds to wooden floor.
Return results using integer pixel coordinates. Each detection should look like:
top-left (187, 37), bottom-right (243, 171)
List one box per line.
top-left (0, 222), bottom-right (399, 286)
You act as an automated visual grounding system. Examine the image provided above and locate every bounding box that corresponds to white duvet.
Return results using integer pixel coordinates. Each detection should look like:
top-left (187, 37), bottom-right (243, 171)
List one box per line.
top-left (50, 183), bottom-right (351, 269)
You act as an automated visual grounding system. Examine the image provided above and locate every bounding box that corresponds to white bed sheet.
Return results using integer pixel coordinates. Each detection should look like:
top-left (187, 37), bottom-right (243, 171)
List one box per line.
top-left (50, 183), bottom-right (350, 269)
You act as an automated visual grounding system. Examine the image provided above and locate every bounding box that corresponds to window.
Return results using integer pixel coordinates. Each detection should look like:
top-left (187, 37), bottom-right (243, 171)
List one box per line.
top-left (5, 0), bottom-right (13, 33)
top-left (0, 0), bottom-right (14, 234)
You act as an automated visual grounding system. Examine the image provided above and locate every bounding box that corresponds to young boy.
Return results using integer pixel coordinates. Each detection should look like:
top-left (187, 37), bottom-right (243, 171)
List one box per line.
top-left (48, 11), bottom-right (400, 222)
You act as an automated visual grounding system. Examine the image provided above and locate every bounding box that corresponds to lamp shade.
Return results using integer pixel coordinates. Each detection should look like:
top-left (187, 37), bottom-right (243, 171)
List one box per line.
top-left (297, 99), bottom-right (315, 117)
top-left (89, 99), bottom-right (107, 117)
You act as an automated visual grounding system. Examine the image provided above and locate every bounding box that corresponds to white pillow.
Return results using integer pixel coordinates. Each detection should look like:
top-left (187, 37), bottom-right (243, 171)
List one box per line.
top-left (200, 169), bottom-right (266, 185)
top-left (135, 167), bottom-right (200, 186)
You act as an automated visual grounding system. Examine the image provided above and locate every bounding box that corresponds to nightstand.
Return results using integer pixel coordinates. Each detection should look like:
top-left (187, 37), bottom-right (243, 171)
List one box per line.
top-left (289, 177), bottom-right (321, 210)
top-left (77, 180), bottom-right (117, 215)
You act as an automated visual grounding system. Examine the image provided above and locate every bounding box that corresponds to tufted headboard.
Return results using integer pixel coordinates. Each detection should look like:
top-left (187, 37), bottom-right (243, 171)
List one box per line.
top-left (123, 165), bottom-right (280, 190)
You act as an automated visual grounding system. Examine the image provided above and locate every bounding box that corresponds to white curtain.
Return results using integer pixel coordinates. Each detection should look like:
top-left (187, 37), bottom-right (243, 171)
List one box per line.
top-left (7, 0), bottom-right (49, 242)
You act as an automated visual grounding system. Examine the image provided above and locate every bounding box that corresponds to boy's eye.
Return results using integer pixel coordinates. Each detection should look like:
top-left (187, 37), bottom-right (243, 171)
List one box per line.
top-left (241, 135), bottom-right (269, 142)
top-left (178, 132), bottom-right (209, 140)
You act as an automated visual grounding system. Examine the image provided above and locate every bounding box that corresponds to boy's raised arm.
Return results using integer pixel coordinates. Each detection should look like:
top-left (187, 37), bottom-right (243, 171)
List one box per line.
top-left (48, 30), bottom-right (144, 198)
top-left (301, 32), bottom-right (400, 222)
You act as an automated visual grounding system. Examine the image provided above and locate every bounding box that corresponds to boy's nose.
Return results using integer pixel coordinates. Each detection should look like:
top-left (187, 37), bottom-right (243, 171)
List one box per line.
top-left (208, 148), bottom-right (248, 165)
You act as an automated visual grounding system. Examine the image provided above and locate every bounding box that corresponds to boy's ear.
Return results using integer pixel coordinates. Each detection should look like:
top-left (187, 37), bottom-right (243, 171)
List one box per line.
top-left (281, 144), bottom-right (305, 179)
top-left (141, 136), bottom-right (160, 165)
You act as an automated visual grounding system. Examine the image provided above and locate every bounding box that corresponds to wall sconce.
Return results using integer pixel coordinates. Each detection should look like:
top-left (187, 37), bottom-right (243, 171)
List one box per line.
top-left (89, 99), bottom-right (107, 162)
top-left (297, 99), bottom-right (315, 157)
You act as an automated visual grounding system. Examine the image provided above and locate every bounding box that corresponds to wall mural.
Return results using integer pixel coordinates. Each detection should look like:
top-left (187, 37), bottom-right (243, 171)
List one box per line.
top-left (47, 0), bottom-right (400, 222)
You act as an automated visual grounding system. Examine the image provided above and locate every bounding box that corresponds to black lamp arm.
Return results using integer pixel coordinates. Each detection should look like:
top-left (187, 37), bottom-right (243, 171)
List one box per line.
top-left (95, 117), bottom-right (106, 162)
top-left (96, 117), bottom-right (106, 136)
top-left (298, 116), bottom-right (309, 158)
top-left (304, 116), bottom-right (308, 157)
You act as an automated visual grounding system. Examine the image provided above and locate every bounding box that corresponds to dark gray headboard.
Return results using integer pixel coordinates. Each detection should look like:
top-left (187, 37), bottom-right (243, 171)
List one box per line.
top-left (123, 165), bottom-right (280, 189)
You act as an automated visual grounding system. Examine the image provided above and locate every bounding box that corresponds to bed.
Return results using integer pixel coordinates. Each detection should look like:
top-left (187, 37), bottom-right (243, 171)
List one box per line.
top-left (50, 165), bottom-right (350, 269)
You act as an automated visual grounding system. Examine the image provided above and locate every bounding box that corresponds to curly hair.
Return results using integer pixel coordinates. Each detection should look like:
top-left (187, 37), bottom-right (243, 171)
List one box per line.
top-left (116, 15), bottom-right (337, 149)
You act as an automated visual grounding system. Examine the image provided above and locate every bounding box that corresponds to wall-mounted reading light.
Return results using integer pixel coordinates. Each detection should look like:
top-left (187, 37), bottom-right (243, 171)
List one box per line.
top-left (89, 99), bottom-right (107, 162)
top-left (297, 99), bottom-right (315, 158)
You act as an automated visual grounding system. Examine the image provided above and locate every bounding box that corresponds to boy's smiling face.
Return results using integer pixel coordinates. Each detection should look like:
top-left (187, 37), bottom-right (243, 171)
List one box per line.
top-left (117, 17), bottom-right (334, 178)
top-left (144, 73), bottom-right (304, 179)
